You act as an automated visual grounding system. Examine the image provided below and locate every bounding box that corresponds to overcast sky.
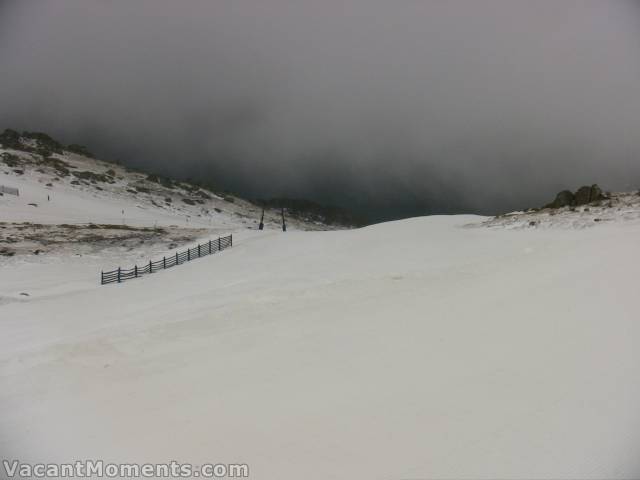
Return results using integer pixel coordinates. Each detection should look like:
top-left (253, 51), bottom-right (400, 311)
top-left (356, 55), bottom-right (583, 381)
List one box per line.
top-left (2, 0), bottom-right (640, 220)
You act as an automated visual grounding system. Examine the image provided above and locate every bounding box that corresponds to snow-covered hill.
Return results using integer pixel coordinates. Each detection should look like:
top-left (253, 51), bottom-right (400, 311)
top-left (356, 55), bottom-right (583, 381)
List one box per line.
top-left (0, 135), bottom-right (334, 232)
top-left (2, 188), bottom-right (640, 478)
top-left (1, 132), bottom-right (347, 298)
top-left (478, 190), bottom-right (640, 230)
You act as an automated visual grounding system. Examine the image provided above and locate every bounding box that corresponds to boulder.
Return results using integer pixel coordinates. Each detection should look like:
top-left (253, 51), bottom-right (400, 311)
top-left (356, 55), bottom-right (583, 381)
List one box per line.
top-left (545, 184), bottom-right (605, 209)
top-left (589, 184), bottom-right (604, 201)
top-left (546, 190), bottom-right (574, 208)
top-left (574, 184), bottom-right (604, 206)
top-left (574, 186), bottom-right (592, 205)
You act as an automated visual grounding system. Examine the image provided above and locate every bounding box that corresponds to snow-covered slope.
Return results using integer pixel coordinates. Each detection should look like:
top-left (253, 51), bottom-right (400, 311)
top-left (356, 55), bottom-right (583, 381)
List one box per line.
top-left (2, 210), bottom-right (640, 478)
top-left (478, 191), bottom-right (640, 230)
top-left (0, 143), bottom-right (328, 231)
top-left (1, 136), bottom-right (342, 299)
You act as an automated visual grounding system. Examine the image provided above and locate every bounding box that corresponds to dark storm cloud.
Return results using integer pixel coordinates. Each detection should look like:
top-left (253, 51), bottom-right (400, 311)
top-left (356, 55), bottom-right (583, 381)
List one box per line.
top-left (2, 0), bottom-right (640, 220)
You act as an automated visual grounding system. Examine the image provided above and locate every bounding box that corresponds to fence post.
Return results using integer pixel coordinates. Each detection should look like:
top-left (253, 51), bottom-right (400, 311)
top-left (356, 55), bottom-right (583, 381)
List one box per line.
top-left (149, 260), bottom-right (152, 273)
top-left (188, 249), bottom-right (190, 261)
top-left (209, 239), bottom-right (212, 254)
top-left (218, 237), bottom-right (221, 250)
top-left (117, 267), bottom-right (121, 283)
top-left (176, 251), bottom-right (179, 265)
top-left (101, 271), bottom-right (103, 285)
top-left (134, 265), bottom-right (138, 278)
top-left (198, 244), bottom-right (201, 257)
top-left (163, 256), bottom-right (166, 269)
top-left (230, 234), bottom-right (232, 247)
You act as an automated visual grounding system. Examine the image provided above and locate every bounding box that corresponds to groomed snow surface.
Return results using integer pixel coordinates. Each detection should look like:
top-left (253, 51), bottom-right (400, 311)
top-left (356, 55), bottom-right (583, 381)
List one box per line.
top-left (2, 211), bottom-right (640, 479)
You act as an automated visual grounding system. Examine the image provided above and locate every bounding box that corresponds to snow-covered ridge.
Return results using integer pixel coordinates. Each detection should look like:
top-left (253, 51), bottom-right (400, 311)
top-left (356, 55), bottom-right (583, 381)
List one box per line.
top-left (1, 132), bottom-right (344, 263)
top-left (477, 191), bottom-right (640, 230)
top-left (0, 134), bottom-right (333, 231)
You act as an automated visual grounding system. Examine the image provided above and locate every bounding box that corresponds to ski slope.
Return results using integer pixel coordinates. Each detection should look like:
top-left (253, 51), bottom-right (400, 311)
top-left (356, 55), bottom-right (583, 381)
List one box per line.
top-left (0, 145), bottom-right (325, 231)
top-left (2, 211), bottom-right (640, 478)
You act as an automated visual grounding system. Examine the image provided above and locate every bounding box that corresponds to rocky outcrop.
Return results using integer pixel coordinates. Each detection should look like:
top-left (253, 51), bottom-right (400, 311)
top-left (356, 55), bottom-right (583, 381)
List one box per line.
top-left (546, 190), bottom-right (575, 208)
top-left (574, 184), bottom-right (604, 205)
top-left (545, 184), bottom-right (605, 209)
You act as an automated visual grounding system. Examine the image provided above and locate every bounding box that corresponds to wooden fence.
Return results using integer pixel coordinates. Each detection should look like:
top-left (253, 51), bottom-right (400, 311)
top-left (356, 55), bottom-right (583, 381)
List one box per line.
top-left (101, 234), bottom-right (232, 285)
top-left (0, 185), bottom-right (19, 196)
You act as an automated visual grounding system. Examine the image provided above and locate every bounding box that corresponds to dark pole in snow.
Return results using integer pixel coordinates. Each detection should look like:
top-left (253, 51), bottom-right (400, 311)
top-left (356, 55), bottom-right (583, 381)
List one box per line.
top-left (281, 207), bottom-right (287, 232)
top-left (259, 208), bottom-right (265, 230)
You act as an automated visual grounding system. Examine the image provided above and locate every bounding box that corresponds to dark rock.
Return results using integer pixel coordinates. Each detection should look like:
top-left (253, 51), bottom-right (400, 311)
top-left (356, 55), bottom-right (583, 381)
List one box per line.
top-left (546, 190), bottom-right (574, 208)
top-left (574, 184), bottom-right (605, 205)
top-left (590, 184), bottom-right (604, 201)
top-left (545, 184), bottom-right (605, 209)
top-left (574, 186), bottom-right (591, 205)
top-left (0, 129), bottom-right (22, 149)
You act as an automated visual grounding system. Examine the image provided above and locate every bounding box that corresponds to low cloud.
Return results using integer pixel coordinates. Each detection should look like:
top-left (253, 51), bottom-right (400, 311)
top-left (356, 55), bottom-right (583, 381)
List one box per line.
top-left (2, 0), bottom-right (640, 220)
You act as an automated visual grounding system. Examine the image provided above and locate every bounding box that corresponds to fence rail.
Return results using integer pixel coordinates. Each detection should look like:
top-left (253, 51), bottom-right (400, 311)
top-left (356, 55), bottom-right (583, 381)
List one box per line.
top-left (0, 185), bottom-right (19, 196)
top-left (101, 234), bottom-right (232, 285)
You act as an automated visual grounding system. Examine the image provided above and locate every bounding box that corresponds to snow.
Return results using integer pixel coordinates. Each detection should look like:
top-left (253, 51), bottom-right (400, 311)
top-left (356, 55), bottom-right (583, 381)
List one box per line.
top-left (477, 191), bottom-right (640, 230)
top-left (2, 201), bottom-right (640, 478)
top-left (0, 147), bottom-right (303, 231)
top-left (3, 143), bottom-right (640, 478)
